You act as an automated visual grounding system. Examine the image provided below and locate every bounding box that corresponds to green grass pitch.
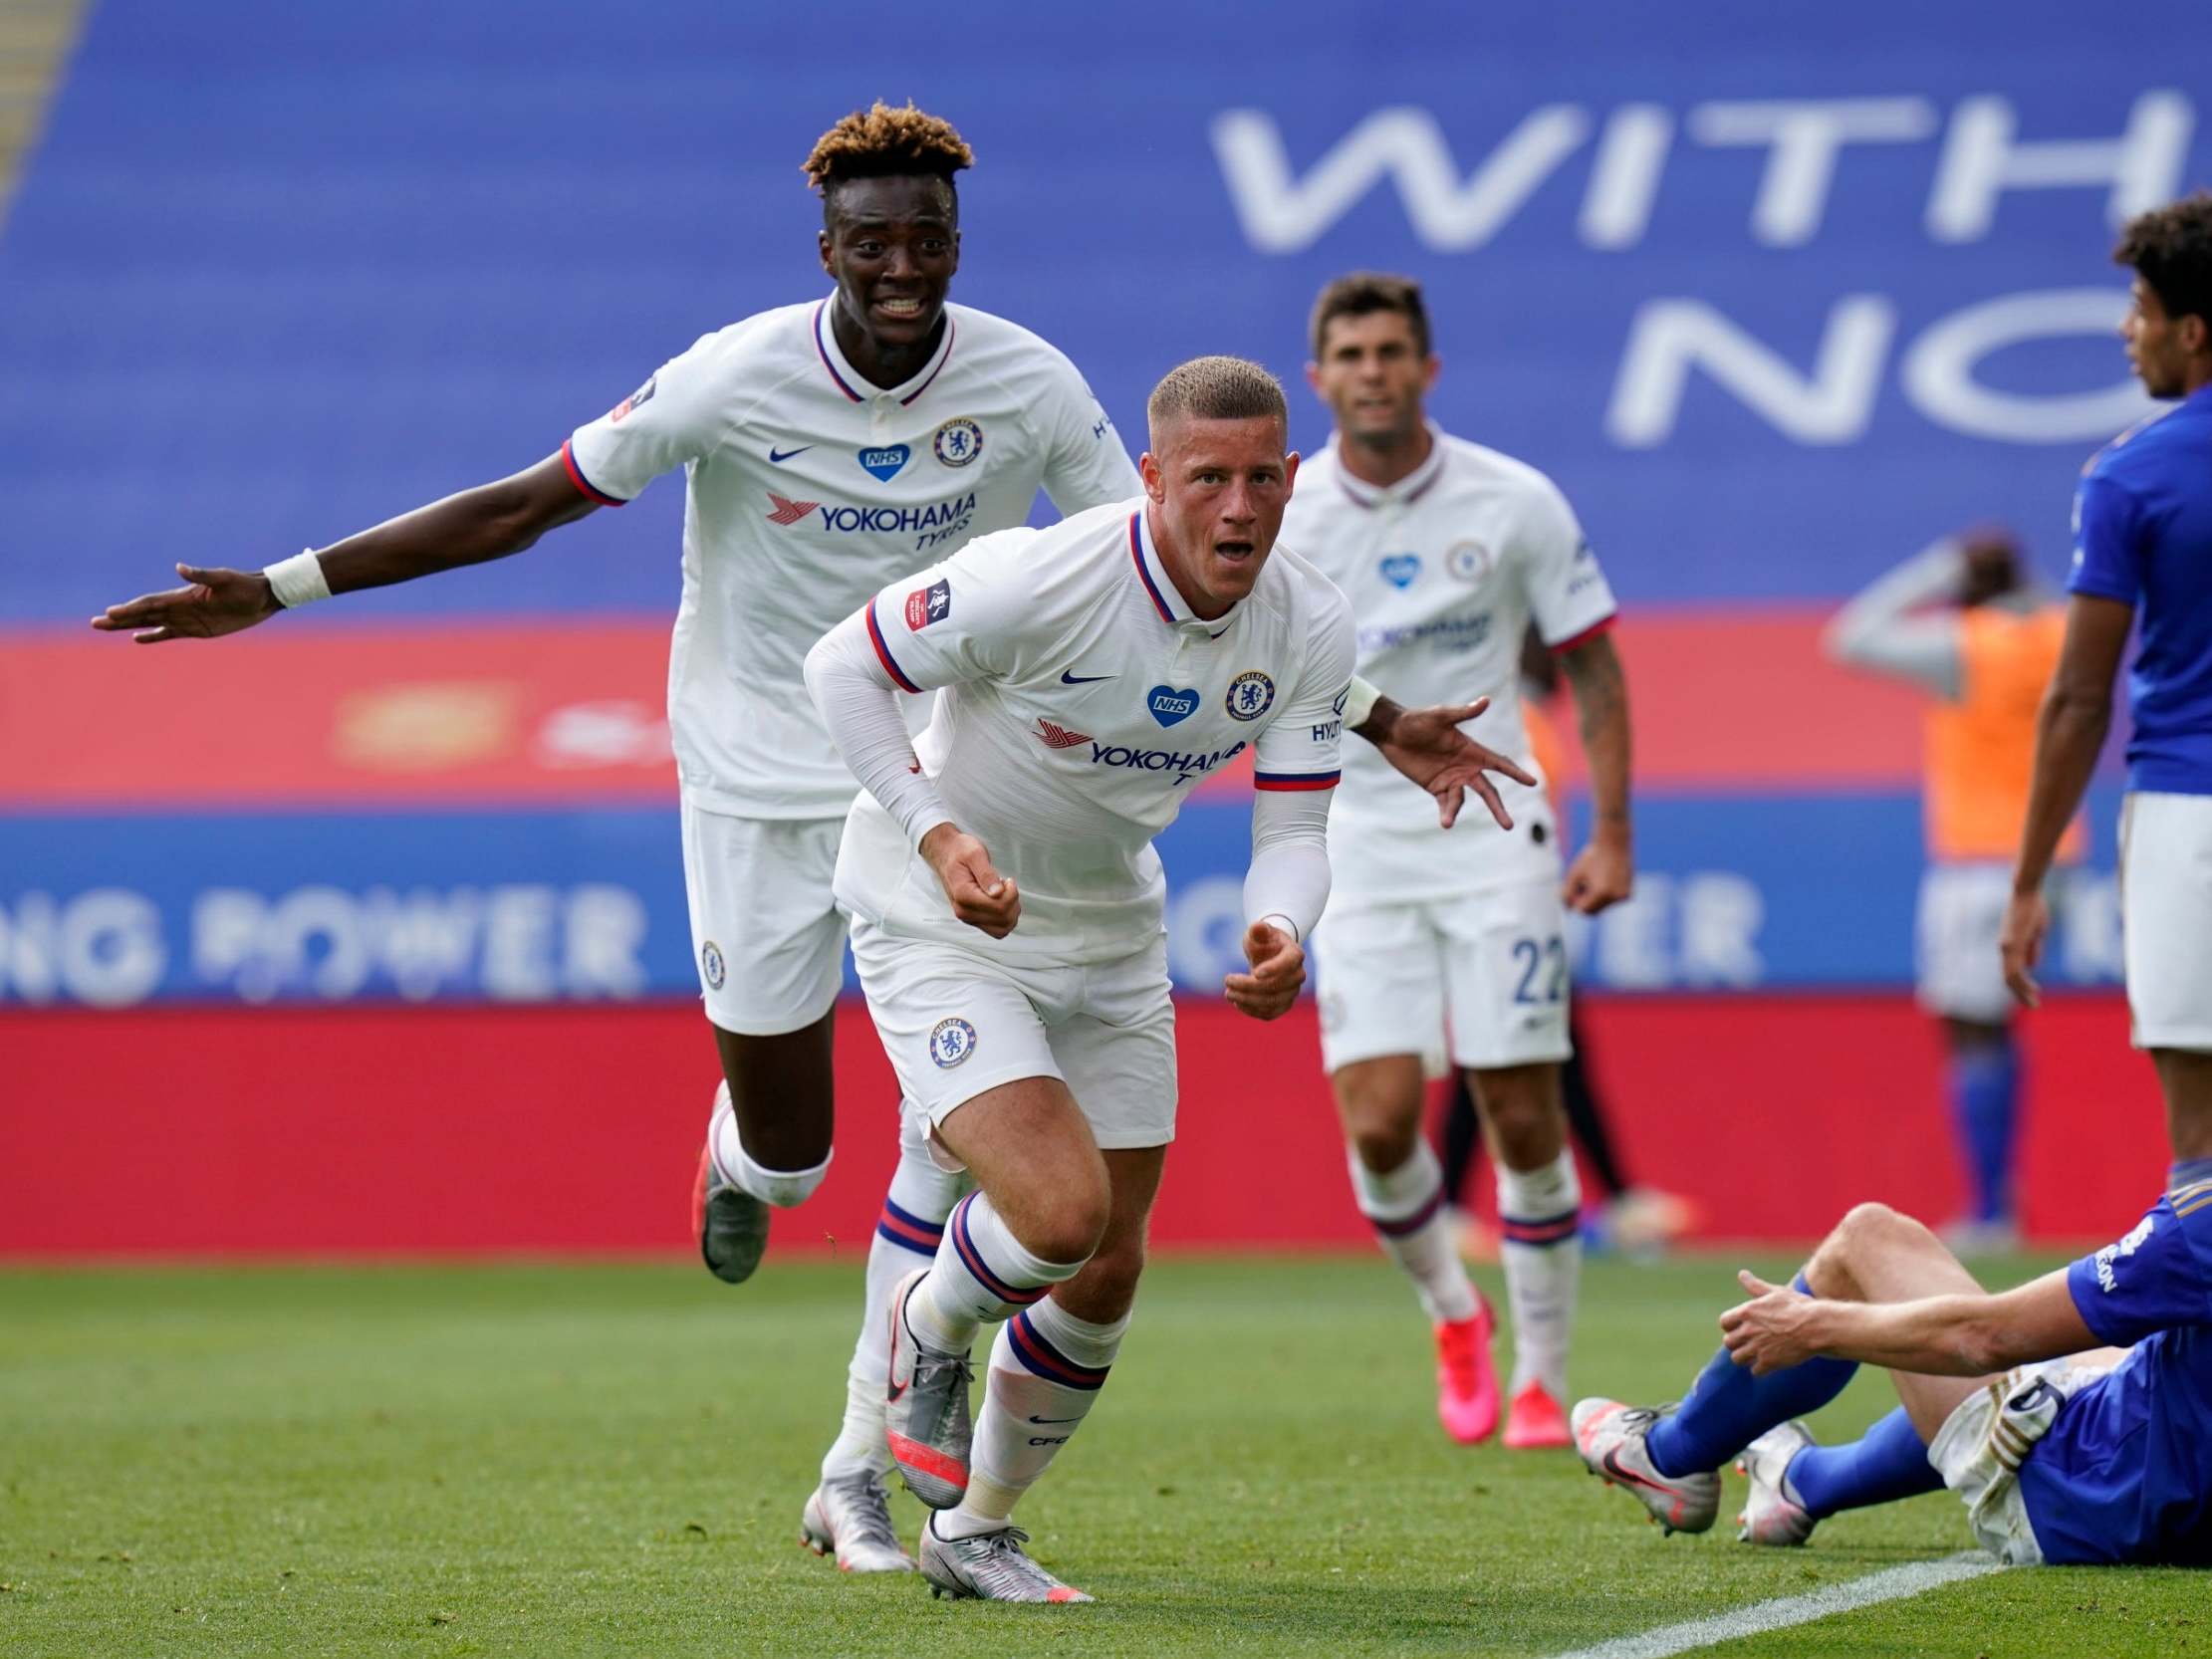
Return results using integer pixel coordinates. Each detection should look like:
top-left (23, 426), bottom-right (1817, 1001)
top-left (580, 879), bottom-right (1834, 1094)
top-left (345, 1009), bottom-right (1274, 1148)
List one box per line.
top-left (2, 1254), bottom-right (2202, 1657)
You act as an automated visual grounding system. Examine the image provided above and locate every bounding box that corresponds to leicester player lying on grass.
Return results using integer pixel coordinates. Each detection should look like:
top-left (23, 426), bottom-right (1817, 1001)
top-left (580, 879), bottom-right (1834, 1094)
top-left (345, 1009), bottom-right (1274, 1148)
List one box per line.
top-left (1573, 1185), bottom-right (2212, 1565)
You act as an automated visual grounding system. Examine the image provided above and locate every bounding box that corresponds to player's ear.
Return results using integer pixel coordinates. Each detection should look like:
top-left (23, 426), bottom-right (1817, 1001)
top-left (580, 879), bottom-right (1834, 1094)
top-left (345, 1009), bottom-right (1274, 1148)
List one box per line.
top-left (1138, 451), bottom-right (1164, 502)
top-left (1422, 354), bottom-right (1442, 393)
top-left (1283, 450), bottom-right (1301, 494)
top-left (818, 227), bottom-right (835, 277)
top-left (1304, 360), bottom-right (1323, 397)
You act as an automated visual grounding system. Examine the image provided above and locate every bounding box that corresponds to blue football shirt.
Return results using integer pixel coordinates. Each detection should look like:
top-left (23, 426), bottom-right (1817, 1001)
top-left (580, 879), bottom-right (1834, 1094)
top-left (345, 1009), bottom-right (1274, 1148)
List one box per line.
top-left (2069, 384), bottom-right (2212, 795)
top-left (2016, 1183), bottom-right (2212, 1564)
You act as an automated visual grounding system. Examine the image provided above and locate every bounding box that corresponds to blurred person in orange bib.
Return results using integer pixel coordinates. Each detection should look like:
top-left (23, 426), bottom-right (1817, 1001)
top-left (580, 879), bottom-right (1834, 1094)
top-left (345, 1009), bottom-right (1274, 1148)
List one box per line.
top-left (1826, 527), bottom-right (2084, 1250)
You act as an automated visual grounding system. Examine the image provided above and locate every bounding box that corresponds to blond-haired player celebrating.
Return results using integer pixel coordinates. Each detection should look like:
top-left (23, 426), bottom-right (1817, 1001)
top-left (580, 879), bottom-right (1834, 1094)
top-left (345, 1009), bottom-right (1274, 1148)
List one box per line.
top-left (1281, 274), bottom-right (1635, 1450)
top-left (806, 357), bottom-right (1532, 1601)
top-left (96, 123), bottom-right (1542, 1574)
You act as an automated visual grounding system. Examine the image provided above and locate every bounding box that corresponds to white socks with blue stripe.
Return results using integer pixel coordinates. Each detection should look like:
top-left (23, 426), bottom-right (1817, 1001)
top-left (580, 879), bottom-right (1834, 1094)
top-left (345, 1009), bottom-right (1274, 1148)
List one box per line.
top-left (1496, 1151), bottom-right (1582, 1399)
top-left (1350, 1142), bottom-right (1479, 1324)
top-left (907, 1192), bottom-right (1089, 1353)
top-left (822, 1104), bottom-right (966, 1483)
top-left (939, 1298), bottom-right (1129, 1540)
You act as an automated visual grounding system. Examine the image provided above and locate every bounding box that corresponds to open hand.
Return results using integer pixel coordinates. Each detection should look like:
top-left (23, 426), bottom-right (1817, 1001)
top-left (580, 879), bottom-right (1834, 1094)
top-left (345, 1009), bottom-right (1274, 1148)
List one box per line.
top-left (1224, 921), bottom-right (1305, 1020)
top-left (91, 564), bottom-right (280, 643)
top-left (1718, 1271), bottom-right (1819, 1375)
top-left (920, 824), bottom-right (1020, 939)
top-left (1375, 696), bottom-right (1538, 830)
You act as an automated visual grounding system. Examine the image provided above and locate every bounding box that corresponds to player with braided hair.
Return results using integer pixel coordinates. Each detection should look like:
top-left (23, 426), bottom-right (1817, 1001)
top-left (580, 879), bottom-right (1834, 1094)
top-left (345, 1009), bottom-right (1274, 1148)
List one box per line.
top-left (94, 100), bottom-right (1533, 1583)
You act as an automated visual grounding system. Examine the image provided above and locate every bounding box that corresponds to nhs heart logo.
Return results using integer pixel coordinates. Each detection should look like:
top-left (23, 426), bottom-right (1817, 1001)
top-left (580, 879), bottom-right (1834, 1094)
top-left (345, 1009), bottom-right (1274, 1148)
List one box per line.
top-left (858, 444), bottom-right (911, 483)
top-left (1379, 554), bottom-right (1422, 590)
top-left (1146, 685), bottom-right (1201, 727)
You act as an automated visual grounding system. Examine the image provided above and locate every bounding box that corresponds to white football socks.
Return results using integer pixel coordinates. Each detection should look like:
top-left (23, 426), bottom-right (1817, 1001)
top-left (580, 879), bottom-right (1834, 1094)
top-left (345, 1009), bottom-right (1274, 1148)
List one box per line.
top-left (1349, 1141), bottom-right (1479, 1324)
top-left (820, 1105), bottom-right (967, 1483)
top-left (1496, 1150), bottom-right (1582, 1399)
top-left (937, 1298), bottom-right (1127, 1540)
top-left (907, 1191), bottom-right (1089, 1353)
top-left (709, 1080), bottom-right (831, 1209)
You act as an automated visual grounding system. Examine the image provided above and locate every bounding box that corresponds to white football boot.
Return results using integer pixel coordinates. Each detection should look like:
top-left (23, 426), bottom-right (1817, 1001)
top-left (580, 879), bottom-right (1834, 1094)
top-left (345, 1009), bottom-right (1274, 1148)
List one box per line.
top-left (919, 1516), bottom-right (1094, 1603)
top-left (799, 1473), bottom-right (916, 1572)
top-left (1571, 1397), bottom-right (1720, 1536)
top-left (1736, 1420), bottom-right (1819, 1546)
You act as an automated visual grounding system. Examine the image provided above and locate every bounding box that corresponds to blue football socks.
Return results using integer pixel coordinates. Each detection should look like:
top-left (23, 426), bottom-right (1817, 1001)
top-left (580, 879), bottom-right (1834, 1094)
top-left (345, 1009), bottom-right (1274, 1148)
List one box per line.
top-left (1785, 1405), bottom-right (1942, 1517)
top-left (1948, 1040), bottom-right (2019, 1225)
top-left (1645, 1274), bottom-right (1857, 1479)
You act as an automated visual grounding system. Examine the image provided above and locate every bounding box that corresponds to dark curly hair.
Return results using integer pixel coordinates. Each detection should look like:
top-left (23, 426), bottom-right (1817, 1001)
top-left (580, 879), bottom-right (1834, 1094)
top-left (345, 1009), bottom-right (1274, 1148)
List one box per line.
top-left (802, 102), bottom-right (973, 219)
top-left (2115, 191), bottom-right (2212, 328)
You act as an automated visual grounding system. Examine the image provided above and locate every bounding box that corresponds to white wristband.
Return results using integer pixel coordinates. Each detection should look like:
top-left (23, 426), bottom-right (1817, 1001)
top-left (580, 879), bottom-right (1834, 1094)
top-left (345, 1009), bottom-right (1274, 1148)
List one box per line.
top-left (1342, 674), bottom-right (1380, 734)
top-left (263, 548), bottom-right (333, 609)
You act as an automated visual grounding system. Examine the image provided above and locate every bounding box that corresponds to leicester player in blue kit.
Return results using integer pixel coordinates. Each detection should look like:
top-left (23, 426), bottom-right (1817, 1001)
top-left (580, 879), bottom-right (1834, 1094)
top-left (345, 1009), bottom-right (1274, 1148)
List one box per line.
top-left (2003, 192), bottom-right (2212, 1193)
top-left (1574, 1182), bottom-right (2212, 1565)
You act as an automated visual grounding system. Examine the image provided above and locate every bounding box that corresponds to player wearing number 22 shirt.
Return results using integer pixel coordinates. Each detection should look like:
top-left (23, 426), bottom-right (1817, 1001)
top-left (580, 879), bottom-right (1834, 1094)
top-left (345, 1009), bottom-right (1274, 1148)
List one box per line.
top-left (1279, 274), bottom-right (1634, 1455)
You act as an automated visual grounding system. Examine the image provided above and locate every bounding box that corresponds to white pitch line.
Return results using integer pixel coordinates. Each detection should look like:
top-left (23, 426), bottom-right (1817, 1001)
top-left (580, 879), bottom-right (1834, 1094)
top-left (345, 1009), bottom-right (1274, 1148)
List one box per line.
top-left (1547, 1551), bottom-right (2004, 1659)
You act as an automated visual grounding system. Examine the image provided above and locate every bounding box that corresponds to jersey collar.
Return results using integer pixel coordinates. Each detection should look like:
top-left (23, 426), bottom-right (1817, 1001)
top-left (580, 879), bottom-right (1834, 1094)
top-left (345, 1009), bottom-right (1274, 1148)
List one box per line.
top-left (1130, 508), bottom-right (1238, 636)
top-left (1331, 421), bottom-right (1446, 510)
top-left (812, 297), bottom-right (957, 407)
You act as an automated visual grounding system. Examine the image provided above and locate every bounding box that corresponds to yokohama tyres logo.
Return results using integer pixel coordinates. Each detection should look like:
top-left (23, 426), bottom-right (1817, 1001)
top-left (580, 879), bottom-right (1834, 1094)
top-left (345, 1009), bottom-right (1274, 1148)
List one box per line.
top-left (765, 493), bottom-right (819, 526)
top-left (1034, 717), bottom-right (1092, 750)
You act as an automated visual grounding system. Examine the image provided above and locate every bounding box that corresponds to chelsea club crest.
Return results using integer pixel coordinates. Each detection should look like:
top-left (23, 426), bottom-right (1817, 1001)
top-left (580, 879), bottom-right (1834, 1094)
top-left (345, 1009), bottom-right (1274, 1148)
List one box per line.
top-left (933, 418), bottom-right (984, 468)
top-left (929, 1017), bottom-right (978, 1068)
top-left (1225, 670), bottom-right (1276, 721)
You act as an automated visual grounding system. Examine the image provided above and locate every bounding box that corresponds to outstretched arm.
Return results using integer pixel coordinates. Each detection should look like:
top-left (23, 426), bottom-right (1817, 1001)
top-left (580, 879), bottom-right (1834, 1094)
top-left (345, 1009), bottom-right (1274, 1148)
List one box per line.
top-left (1559, 628), bottom-right (1633, 914)
top-left (1719, 1267), bottom-right (2096, 1377)
top-left (92, 454), bottom-right (599, 642)
top-left (1349, 683), bottom-right (1539, 830)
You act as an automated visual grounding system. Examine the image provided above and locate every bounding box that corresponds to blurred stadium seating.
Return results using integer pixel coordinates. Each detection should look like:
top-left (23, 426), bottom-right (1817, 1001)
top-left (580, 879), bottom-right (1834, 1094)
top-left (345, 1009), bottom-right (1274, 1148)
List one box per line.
top-left (4, 0), bottom-right (2202, 1250)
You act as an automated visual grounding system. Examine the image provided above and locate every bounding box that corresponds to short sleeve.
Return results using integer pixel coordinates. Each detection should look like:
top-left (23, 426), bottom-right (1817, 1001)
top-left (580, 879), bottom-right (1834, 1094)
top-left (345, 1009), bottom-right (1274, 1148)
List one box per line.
top-left (2068, 468), bottom-right (2146, 606)
top-left (2066, 1199), bottom-right (2212, 1346)
top-left (858, 529), bottom-right (1040, 694)
top-left (1038, 356), bottom-right (1142, 516)
top-left (1520, 481), bottom-right (1617, 649)
top-left (1252, 589), bottom-right (1355, 791)
top-left (563, 330), bottom-right (735, 507)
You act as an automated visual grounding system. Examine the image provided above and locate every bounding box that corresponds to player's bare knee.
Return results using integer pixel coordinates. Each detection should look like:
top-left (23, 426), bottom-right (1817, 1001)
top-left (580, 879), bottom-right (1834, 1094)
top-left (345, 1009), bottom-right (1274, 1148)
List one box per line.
top-left (1812, 1202), bottom-right (1914, 1298)
top-left (1012, 1159), bottom-right (1111, 1266)
top-left (1350, 1116), bottom-right (1421, 1174)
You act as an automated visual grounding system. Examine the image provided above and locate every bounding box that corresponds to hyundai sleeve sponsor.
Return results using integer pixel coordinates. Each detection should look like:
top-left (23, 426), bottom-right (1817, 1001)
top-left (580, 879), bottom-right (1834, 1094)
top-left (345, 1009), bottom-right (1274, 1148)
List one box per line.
top-left (0, 796), bottom-right (2123, 1007)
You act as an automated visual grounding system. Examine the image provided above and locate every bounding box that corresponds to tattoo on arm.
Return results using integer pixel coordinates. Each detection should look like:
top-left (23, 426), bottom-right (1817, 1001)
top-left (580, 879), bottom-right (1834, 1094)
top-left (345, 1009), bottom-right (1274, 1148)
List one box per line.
top-left (1561, 633), bottom-right (1631, 834)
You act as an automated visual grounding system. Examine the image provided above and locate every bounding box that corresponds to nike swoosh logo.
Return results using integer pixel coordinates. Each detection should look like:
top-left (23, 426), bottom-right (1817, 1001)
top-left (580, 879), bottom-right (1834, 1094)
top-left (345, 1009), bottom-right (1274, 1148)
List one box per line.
top-left (768, 445), bottom-right (813, 463)
top-left (1059, 671), bottom-right (1113, 685)
top-left (1600, 1446), bottom-right (1670, 1495)
top-left (1026, 1414), bottom-right (1083, 1425)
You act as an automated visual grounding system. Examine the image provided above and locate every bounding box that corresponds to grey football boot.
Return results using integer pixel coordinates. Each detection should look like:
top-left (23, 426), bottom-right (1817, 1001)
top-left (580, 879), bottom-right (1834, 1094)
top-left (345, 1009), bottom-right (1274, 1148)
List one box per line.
top-left (799, 1472), bottom-right (916, 1572)
top-left (691, 1082), bottom-right (769, 1285)
top-left (883, 1269), bottom-right (974, 1509)
top-left (919, 1516), bottom-right (1094, 1603)
top-left (1571, 1397), bottom-right (1721, 1536)
top-left (1736, 1420), bottom-right (1820, 1546)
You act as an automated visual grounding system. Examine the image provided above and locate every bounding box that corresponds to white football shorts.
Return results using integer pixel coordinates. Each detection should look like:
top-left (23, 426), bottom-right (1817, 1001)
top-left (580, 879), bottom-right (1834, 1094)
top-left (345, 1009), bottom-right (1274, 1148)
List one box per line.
top-left (1313, 875), bottom-right (1574, 1074)
top-left (1927, 1356), bottom-right (2112, 1566)
top-left (679, 800), bottom-right (848, 1035)
top-left (1915, 861), bottom-right (2016, 1025)
top-left (848, 916), bottom-right (1176, 1155)
top-left (2120, 791), bottom-right (2212, 1051)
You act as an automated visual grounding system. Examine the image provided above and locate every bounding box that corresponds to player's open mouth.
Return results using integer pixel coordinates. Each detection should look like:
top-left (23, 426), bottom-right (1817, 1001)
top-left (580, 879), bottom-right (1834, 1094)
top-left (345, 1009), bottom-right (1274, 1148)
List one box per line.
top-left (875, 297), bottom-right (927, 321)
top-left (1214, 541), bottom-right (1256, 561)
